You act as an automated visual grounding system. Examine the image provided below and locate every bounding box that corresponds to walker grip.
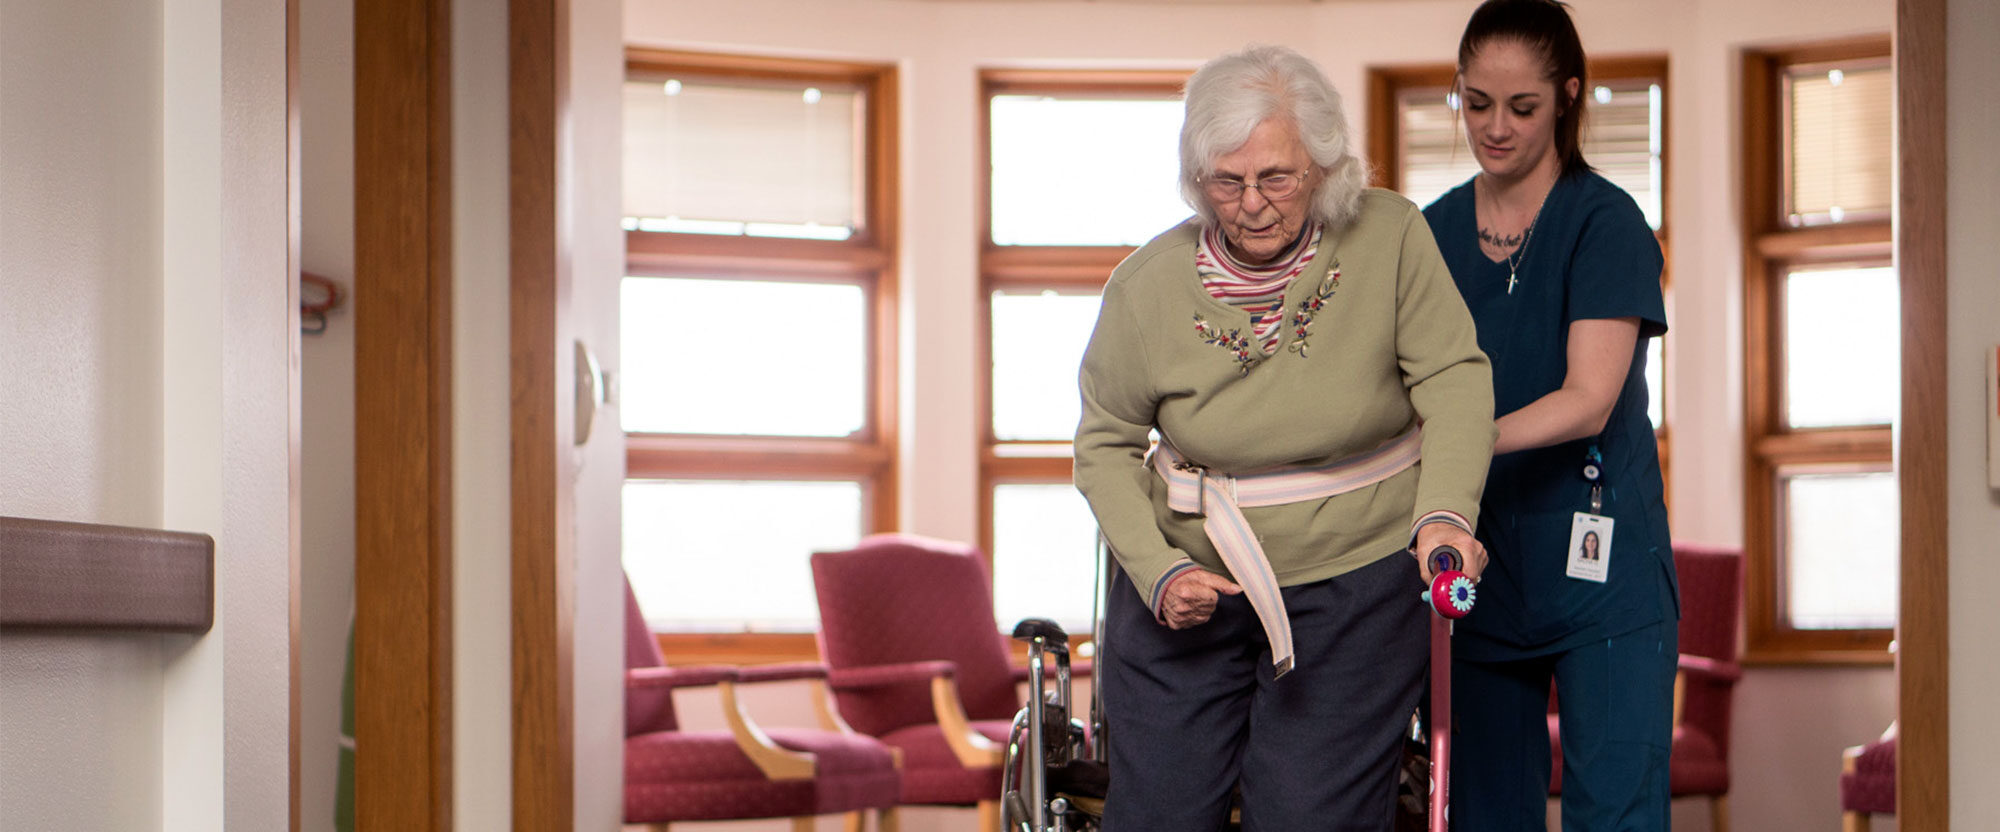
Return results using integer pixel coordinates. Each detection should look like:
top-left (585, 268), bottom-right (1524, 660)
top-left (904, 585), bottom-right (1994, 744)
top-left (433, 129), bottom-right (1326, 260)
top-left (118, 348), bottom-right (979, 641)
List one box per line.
top-left (1423, 545), bottom-right (1476, 619)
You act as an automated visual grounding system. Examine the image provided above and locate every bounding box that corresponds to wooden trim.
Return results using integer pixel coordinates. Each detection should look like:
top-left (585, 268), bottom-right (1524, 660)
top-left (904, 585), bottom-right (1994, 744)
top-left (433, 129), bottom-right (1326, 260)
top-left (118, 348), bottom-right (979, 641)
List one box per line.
top-left (1752, 223), bottom-right (1893, 262)
top-left (511, 0), bottom-right (574, 828)
top-left (627, 47), bottom-right (887, 84)
top-left (867, 65), bottom-right (901, 535)
top-left (286, 0), bottom-right (303, 823)
top-left (655, 632), bottom-right (820, 666)
top-left (1894, 0), bottom-right (1948, 825)
top-left (624, 232), bottom-right (885, 276)
top-left (353, 0), bottom-right (453, 825)
top-left (1763, 35), bottom-right (1895, 68)
top-left (1749, 428), bottom-right (1894, 461)
top-left (0, 516), bottom-right (215, 632)
top-left (981, 67), bottom-right (1191, 95)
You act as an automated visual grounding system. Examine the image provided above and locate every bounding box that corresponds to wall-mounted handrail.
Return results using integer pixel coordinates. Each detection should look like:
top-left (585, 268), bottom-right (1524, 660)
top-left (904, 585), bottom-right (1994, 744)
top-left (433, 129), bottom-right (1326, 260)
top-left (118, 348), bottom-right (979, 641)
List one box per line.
top-left (0, 516), bottom-right (214, 634)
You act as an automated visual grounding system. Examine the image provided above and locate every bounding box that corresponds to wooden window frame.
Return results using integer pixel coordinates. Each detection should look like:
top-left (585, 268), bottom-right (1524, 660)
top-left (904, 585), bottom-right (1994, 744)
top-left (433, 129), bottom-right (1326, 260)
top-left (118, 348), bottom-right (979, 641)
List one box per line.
top-left (1364, 56), bottom-right (1674, 503)
top-left (622, 49), bottom-right (900, 660)
top-left (974, 69), bottom-right (1189, 569)
top-left (973, 71), bottom-right (1190, 648)
top-left (1741, 38), bottom-right (1895, 665)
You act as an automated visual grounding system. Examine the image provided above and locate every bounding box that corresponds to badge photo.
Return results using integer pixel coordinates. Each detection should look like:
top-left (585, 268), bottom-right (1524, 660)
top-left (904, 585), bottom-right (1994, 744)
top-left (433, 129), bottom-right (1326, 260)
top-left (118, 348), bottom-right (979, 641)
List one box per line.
top-left (1565, 512), bottom-right (1614, 583)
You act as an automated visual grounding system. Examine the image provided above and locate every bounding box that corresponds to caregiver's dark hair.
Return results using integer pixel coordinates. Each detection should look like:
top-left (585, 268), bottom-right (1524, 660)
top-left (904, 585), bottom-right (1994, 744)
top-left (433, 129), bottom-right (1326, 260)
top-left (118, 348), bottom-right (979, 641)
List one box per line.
top-left (1458, 0), bottom-right (1592, 178)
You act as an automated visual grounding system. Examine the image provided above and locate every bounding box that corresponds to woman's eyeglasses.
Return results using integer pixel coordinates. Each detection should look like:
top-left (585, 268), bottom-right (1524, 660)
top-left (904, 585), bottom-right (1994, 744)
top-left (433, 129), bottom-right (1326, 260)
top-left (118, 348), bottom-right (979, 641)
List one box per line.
top-left (1201, 168), bottom-right (1311, 203)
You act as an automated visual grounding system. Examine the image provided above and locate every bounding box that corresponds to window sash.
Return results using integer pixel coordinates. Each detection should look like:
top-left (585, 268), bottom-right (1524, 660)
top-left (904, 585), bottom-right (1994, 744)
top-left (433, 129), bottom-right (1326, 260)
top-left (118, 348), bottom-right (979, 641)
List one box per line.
top-left (622, 49), bottom-right (900, 644)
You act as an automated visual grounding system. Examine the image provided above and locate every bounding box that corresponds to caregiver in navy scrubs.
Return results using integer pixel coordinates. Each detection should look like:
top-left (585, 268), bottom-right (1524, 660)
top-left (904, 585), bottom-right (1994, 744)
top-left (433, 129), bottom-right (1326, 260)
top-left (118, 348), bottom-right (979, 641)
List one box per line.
top-left (1421, 2), bottom-right (1679, 830)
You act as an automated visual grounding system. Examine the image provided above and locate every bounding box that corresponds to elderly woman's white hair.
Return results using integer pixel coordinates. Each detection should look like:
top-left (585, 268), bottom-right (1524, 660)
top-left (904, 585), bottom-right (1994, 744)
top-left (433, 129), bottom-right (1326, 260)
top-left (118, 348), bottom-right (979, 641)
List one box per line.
top-left (1180, 45), bottom-right (1367, 231)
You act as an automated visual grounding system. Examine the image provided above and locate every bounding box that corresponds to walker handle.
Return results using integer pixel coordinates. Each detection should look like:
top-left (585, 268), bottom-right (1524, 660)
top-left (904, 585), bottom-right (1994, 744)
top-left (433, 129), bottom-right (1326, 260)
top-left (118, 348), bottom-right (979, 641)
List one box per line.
top-left (1430, 544), bottom-right (1464, 575)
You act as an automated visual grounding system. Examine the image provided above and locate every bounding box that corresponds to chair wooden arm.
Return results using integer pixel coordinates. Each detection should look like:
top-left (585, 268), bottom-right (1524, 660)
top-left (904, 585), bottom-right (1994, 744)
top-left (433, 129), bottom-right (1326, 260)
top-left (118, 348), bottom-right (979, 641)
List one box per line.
top-left (931, 674), bottom-right (1006, 769)
top-left (718, 679), bottom-right (817, 782)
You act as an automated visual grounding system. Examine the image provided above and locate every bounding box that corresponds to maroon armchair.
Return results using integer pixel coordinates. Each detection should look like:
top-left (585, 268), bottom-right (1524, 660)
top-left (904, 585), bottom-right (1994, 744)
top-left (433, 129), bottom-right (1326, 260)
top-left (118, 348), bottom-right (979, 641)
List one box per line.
top-left (1840, 724), bottom-right (1896, 830)
top-left (1550, 543), bottom-right (1743, 832)
top-left (623, 578), bottom-right (902, 830)
top-left (811, 534), bottom-right (1089, 830)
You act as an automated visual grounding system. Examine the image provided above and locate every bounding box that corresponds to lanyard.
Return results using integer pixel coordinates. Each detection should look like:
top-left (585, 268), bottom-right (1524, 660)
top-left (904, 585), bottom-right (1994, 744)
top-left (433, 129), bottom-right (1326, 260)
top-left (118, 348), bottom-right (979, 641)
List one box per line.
top-left (1581, 445), bottom-right (1604, 514)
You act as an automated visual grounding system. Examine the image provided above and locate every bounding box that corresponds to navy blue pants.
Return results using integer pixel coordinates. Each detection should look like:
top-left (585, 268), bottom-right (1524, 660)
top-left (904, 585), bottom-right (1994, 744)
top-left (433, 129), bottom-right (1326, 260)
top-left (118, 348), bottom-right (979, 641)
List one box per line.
top-left (1449, 621), bottom-right (1677, 832)
top-left (1101, 553), bottom-right (1427, 832)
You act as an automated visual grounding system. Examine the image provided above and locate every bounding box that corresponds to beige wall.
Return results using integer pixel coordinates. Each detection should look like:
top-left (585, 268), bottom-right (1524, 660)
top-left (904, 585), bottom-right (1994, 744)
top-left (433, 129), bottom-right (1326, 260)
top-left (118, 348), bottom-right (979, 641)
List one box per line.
top-left (1, 0), bottom-right (293, 827)
top-left (1946, 0), bottom-right (2000, 827)
top-left (1, 1), bottom-right (167, 819)
top-left (298, 0), bottom-right (357, 826)
top-left (624, 1), bottom-right (1901, 830)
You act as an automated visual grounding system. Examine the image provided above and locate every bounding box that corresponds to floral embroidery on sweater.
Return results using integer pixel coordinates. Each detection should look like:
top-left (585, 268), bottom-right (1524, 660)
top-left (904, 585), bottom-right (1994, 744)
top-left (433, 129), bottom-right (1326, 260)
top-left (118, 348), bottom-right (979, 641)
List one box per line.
top-left (1286, 264), bottom-right (1341, 358)
top-left (1192, 314), bottom-right (1255, 375)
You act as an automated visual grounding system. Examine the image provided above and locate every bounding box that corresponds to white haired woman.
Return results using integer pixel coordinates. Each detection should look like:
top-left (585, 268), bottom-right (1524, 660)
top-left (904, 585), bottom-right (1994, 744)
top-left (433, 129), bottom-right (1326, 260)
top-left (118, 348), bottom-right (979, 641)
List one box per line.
top-left (1074, 44), bottom-right (1497, 829)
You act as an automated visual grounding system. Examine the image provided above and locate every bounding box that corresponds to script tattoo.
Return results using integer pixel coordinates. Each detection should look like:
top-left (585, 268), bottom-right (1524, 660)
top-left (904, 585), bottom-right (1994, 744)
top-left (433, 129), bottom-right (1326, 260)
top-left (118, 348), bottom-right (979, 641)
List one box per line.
top-left (1478, 226), bottom-right (1525, 251)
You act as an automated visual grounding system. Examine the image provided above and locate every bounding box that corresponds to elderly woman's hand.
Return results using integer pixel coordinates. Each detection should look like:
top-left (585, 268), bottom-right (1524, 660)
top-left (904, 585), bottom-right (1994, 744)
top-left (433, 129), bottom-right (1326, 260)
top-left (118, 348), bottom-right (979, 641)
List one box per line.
top-left (1159, 570), bottom-right (1244, 630)
top-left (1413, 522), bottom-right (1487, 585)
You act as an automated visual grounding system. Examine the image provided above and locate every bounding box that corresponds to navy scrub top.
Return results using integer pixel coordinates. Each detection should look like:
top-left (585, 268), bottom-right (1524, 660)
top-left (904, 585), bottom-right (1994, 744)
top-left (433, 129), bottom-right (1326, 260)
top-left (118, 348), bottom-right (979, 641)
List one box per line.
top-left (1423, 171), bottom-right (1678, 661)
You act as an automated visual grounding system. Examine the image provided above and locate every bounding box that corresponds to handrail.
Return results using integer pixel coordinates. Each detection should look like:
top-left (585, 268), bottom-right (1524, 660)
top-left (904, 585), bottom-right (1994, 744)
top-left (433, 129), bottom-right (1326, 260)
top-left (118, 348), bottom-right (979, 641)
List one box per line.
top-left (0, 515), bottom-right (214, 634)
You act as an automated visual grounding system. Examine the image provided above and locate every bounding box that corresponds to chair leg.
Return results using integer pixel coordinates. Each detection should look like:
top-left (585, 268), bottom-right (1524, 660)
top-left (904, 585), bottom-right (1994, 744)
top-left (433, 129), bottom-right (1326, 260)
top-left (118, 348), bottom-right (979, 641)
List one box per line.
top-left (1710, 795), bottom-right (1729, 832)
top-left (1842, 810), bottom-right (1870, 832)
top-left (792, 817), bottom-right (816, 832)
top-left (876, 806), bottom-right (900, 832)
top-left (978, 798), bottom-right (1000, 832)
top-left (842, 810), bottom-right (864, 832)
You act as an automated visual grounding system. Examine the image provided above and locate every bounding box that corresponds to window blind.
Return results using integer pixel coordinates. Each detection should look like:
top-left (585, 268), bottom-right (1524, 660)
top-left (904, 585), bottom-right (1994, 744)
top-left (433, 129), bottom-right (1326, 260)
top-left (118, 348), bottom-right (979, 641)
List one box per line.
top-left (622, 76), bottom-right (862, 236)
top-left (1396, 78), bottom-right (1662, 230)
top-left (1784, 62), bottom-right (1891, 225)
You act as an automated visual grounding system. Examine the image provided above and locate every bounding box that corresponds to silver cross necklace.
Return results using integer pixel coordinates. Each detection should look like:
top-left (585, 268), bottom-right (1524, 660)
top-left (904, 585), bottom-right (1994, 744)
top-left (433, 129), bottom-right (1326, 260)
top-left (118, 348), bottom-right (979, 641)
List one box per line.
top-left (1483, 177), bottom-right (1550, 295)
top-left (1504, 205), bottom-right (1543, 295)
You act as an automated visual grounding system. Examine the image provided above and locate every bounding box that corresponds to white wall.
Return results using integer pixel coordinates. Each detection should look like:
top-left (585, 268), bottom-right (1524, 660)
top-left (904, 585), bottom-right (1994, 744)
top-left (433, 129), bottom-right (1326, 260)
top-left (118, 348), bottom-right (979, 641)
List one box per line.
top-left (298, 0), bottom-right (357, 827)
top-left (1946, 0), bottom-right (2000, 827)
top-left (572, 0), bottom-right (635, 827)
top-left (451, 0), bottom-right (519, 828)
top-left (159, 0), bottom-right (295, 826)
top-left (623, 1), bottom-right (1898, 830)
top-left (1, 0), bottom-right (167, 817)
top-left (3, 0), bottom-right (290, 827)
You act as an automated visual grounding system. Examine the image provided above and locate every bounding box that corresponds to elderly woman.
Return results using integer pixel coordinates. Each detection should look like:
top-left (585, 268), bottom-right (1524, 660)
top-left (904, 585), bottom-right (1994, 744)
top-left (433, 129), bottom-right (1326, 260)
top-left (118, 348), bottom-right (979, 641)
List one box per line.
top-left (1074, 45), bottom-right (1496, 829)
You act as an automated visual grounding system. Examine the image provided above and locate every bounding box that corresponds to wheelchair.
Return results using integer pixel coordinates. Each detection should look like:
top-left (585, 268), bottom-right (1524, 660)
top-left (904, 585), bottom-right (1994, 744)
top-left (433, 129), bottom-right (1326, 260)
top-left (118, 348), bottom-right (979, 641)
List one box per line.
top-left (999, 536), bottom-right (1476, 832)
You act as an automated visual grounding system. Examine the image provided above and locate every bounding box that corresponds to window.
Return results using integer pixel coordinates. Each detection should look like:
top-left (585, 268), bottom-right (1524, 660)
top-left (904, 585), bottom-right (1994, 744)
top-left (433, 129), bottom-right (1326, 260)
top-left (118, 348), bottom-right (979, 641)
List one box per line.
top-left (1367, 57), bottom-right (1674, 494)
top-left (979, 70), bottom-right (1190, 632)
top-left (622, 50), bottom-right (898, 647)
top-left (1742, 39), bottom-right (1895, 662)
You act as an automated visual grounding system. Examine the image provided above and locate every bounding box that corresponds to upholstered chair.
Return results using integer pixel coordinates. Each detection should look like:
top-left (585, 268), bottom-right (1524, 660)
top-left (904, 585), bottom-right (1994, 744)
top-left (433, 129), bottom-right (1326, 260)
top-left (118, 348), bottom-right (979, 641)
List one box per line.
top-left (623, 577), bottom-right (902, 831)
top-left (810, 534), bottom-right (1089, 831)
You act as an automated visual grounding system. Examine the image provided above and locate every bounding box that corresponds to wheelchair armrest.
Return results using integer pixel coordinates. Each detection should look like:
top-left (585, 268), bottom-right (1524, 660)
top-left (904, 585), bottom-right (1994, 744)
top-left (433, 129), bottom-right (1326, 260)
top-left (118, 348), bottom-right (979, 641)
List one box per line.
top-left (1012, 658), bottom-right (1094, 683)
top-left (627, 664), bottom-right (739, 692)
top-left (737, 662), bottom-right (831, 685)
top-left (827, 660), bottom-right (956, 692)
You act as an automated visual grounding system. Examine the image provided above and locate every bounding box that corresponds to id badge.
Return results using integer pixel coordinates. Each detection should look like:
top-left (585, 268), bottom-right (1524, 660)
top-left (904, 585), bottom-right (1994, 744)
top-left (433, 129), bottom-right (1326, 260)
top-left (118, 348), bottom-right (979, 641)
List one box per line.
top-left (1565, 512), bottom-right (1614, 583)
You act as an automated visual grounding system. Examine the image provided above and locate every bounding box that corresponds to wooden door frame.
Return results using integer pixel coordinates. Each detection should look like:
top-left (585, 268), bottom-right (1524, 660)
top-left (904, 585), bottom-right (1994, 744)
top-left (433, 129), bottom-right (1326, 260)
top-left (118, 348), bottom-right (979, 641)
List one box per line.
top-left (1895, 0), bottom-right (1948, 827)
top-left (352, 0), bottom-right (456, 827)
top-left (510, 0), bottom-right (576, 828)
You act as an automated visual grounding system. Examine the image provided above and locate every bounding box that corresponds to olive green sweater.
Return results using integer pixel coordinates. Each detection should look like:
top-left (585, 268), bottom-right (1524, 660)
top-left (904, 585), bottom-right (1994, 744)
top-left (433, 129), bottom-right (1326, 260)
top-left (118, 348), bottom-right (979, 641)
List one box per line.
top-left (1075, 189), bottom-right (1496, 609)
